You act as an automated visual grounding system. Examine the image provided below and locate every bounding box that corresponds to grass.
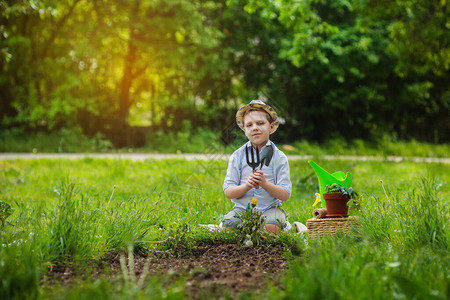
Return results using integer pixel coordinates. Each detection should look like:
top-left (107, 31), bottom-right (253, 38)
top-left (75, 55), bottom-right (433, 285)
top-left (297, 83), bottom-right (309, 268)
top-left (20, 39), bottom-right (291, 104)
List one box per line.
top-left (0, 157), bottom-right (448, 299)
top-left (1, 127), bottom-right (449, 158)
top-left (286, 137), bottom-right (450, 158)
top-left (0, 127), bottom-right (114, 153)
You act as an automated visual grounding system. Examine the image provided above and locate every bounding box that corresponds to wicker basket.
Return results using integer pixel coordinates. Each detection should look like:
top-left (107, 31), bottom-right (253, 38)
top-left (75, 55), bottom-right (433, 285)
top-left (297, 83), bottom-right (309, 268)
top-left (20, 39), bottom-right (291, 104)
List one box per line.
top-left (306, 217), bottom-right (357, 238)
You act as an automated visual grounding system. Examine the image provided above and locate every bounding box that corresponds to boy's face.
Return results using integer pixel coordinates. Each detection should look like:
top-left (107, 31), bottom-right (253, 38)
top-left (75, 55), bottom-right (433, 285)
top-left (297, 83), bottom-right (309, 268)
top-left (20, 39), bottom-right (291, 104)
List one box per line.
top-left (243, 110), bottom-right (275, 148)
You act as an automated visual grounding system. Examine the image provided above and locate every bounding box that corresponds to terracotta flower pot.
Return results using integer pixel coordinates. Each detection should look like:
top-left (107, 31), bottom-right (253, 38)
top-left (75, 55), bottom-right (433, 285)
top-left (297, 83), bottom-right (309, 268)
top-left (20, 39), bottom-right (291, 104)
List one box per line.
top-left (323, 192), bottom-right (350, 218)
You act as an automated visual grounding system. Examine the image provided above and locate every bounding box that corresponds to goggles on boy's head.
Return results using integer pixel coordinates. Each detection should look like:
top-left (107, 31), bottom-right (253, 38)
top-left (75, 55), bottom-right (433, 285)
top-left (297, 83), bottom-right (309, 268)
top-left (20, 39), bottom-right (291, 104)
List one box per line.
top-left (236, 100), bottom-right (280, 133)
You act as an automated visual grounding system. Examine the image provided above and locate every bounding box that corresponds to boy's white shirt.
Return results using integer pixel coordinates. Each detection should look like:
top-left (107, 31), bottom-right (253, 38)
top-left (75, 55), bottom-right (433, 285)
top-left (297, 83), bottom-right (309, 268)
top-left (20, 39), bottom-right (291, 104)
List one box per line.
top-left (223, 140), bottom-right (291, 212)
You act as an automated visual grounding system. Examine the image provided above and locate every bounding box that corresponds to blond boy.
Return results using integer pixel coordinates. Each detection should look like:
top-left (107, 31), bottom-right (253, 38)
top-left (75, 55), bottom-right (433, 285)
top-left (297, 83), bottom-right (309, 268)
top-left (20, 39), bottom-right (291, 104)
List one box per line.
top-left (222, 100), bottom-right (291, 233)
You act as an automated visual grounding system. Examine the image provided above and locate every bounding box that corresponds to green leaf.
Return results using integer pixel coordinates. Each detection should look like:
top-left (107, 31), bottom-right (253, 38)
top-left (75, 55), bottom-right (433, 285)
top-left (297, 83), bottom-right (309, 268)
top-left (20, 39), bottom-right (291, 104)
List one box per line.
top-left (0, 201), bottom-right (14, 226)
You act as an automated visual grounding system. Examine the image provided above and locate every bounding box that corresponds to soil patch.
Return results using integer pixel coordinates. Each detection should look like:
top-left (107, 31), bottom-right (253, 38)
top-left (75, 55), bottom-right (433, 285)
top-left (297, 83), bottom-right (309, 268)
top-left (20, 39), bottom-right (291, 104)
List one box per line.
top-left (43, 244), bottom-right (286, 298)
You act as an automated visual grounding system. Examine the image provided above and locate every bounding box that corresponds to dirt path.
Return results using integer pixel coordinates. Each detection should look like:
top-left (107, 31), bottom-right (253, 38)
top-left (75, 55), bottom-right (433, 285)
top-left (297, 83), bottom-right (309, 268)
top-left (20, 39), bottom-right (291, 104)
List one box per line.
top-left (0, 153), bottom-right (448, 163)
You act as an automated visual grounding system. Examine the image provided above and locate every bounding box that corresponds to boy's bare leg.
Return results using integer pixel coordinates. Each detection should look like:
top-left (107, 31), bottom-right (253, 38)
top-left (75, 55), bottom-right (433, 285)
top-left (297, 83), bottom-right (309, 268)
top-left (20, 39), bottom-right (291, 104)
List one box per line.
top-left (264, 223), bottom-right (281, 234)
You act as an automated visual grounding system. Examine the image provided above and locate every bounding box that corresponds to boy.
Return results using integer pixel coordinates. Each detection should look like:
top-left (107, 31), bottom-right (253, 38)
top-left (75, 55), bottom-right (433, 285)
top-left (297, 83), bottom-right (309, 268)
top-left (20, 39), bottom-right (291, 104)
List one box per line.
top-left (222, 100), bottom-right (291, 234)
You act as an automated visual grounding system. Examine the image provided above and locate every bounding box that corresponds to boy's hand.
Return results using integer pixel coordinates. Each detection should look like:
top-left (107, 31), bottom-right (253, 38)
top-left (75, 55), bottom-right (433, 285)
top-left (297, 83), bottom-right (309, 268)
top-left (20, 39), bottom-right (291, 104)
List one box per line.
top-left (253, 169), bottom-right (267, 187)
top-left (246, 169), bottom-right (266, 189)
top-left (246, 171), bottom-right (260, 189)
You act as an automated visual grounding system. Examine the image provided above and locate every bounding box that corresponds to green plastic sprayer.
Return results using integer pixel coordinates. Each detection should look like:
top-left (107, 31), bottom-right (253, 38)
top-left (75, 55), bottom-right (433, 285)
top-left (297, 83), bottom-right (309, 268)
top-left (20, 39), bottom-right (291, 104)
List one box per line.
top-left (308, 160), bottom-right (352, 208)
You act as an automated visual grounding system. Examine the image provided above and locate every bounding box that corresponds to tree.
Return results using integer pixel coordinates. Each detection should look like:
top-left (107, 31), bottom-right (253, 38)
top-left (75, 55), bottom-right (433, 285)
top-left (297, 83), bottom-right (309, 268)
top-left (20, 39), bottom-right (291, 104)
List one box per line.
top-left (1, 0), bottom-right (448, 144)
top-left (362, 0), bottom-right (449, 78)
top-left (361, 0), bottom-right (449, 141)
top-left (224, 0), bottom-right (449, 142)
top-left (1, 0), bottom-right (84, 129)
top-left (1, 0), bottom-right (225, 134)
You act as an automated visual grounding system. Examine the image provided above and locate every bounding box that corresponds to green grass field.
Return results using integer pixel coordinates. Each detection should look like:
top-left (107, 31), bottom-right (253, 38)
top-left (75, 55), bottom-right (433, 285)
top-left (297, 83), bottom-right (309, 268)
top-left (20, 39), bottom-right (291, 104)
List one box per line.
top-left (0, 157), bottom-right (448, 299)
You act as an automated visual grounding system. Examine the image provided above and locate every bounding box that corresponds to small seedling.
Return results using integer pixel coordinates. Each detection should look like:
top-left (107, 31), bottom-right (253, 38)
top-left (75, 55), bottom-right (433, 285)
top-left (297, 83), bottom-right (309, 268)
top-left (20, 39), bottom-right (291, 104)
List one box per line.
top-left (324, 184), bottom-right (358, 199)
top-left (236, 197), bottom-right (266, 246)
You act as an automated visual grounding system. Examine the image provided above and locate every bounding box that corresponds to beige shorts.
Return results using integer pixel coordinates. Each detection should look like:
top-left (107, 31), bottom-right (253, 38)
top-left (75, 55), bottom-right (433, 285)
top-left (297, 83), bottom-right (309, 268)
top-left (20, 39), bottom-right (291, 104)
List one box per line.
top-left (222, 206), bottom-right (286, 229)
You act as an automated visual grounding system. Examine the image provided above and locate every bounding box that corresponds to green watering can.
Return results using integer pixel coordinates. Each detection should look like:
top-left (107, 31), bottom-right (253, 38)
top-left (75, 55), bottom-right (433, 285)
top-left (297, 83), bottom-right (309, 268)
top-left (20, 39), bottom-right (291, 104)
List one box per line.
top-left (308, 160), bottom-right (352, 208)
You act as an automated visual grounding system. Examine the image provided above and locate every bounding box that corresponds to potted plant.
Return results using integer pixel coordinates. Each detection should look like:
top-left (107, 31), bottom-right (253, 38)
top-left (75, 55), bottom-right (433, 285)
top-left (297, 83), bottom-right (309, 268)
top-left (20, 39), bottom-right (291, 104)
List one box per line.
top-left (323, 184), bottom-right (357, 218)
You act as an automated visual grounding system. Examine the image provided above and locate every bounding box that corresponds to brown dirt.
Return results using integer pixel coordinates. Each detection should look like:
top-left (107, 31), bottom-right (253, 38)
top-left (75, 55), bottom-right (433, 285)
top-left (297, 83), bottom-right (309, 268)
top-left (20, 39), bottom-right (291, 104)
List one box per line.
top-left (43, 244), bottom-right (287, 298)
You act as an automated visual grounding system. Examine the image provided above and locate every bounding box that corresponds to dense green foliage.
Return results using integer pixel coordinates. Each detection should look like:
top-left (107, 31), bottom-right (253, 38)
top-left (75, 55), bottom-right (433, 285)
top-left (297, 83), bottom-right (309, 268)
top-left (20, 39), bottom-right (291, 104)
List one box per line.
top-left (1, 0), bottom-right (449, 146)
top-left (0, 157), bottom-right (448, 298)
top-left (1, 126), bottom-right (449, 158)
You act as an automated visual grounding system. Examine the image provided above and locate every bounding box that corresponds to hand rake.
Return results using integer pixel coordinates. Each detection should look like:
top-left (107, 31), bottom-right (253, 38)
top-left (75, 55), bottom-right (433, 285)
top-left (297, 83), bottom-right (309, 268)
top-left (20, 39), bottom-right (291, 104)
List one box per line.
top-left (246, 146), bottom-right (260, 191)
top-left (246, 146), bottom-right (260, 172)
top-left (246, 145), bottom-right (274, 171)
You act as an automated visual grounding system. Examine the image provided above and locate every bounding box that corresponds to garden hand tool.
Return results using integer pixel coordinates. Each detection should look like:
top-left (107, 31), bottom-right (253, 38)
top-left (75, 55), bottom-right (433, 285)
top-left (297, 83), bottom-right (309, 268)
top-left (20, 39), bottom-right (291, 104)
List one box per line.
top-left (246, 146), bottom-right (260, 190)
top-left (259, 145), bottom-right (273, 170)
top-left (258, 145), bottom-right (273, 192)
top-left (246, 146), bottom-right (260, 172)
top-left (308, 160), bottom-right (352, 208)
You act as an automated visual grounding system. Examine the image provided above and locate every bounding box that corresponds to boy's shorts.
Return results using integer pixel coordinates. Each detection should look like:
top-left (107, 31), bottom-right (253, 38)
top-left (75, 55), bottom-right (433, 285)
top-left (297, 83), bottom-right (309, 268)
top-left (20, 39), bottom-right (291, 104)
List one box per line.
top-left (222, 206), bottom-right (286, 229)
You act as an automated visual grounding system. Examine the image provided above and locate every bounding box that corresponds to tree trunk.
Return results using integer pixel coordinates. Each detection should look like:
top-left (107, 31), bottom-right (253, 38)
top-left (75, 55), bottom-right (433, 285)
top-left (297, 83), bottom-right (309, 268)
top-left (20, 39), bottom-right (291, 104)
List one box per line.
top-left (118, 0), bottom-right (141, 126)
top-left (118, 40), bottom-right (136, 125)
